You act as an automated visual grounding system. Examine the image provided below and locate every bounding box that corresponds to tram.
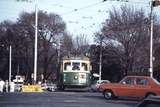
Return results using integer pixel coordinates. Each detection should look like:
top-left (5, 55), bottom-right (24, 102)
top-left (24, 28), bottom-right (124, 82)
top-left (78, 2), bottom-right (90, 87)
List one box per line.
top-left (59, 56), bottom-right (92, 89)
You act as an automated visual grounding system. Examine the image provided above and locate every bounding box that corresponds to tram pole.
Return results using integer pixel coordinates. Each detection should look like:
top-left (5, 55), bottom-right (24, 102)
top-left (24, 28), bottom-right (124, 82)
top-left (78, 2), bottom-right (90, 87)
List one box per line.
top-left (9, 45), bottom-right (12, 92)
top-left (99, 35), bottom-right (103, 82)
top-left (33, 0), bottom-right (38, 84)
top-left (149, 0), bottom-right (153, 78)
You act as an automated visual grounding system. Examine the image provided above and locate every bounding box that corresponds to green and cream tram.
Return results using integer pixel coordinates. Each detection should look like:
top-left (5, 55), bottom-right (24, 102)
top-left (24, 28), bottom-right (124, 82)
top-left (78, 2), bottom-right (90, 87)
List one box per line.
top-left (59, 56), bottom-right (92, 89)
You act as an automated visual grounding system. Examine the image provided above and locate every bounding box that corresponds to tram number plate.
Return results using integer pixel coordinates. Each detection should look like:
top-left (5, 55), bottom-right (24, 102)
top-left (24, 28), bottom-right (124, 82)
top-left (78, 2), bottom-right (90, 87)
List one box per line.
top-left (79, 73), bottom-right (86, 83)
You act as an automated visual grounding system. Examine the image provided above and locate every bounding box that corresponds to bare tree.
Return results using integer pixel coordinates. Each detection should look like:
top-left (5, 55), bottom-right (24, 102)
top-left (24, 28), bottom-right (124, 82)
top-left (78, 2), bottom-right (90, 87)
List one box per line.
top-left (37, 11), bottom-right (66, 81)
top-left (100, 5), bottom-right (152, 76)
top-left (0, 11), bottom-right (67, 83)
top-left (72, 34), bottom-right (89, 56)
top-left (60, 33), bottom-right (73, 56)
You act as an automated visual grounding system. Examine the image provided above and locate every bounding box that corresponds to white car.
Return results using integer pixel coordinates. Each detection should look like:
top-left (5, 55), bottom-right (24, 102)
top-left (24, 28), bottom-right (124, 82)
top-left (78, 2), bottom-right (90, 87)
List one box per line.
top-left (90, 80), bottom-right (110, 92)
top-left (41, 83), bottom-right (57, 92)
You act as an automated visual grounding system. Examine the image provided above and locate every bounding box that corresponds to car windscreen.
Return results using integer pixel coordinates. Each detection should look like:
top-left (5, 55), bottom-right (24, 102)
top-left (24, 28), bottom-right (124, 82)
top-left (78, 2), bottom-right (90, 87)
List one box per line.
top-left (143, 101), bottom-right (160, 107)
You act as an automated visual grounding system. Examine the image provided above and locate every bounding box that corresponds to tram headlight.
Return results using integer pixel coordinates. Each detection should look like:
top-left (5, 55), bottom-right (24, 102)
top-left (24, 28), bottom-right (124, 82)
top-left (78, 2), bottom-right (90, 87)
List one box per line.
top-left (63, 74), bottom-right (66, 82)
top-left (74, 76), bottom-right (78, 80)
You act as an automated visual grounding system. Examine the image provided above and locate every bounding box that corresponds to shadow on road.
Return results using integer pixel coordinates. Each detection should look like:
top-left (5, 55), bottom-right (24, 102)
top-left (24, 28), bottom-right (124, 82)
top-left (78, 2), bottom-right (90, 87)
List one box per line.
top-left (58, 88), bottom-right (90, 92)
top-left (84, 94), bottom-right (139, 106)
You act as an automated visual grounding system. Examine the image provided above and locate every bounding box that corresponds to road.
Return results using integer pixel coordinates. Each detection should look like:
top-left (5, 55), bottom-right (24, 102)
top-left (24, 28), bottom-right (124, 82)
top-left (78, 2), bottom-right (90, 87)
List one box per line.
top-left (0, 91), bottom-right (139, 107)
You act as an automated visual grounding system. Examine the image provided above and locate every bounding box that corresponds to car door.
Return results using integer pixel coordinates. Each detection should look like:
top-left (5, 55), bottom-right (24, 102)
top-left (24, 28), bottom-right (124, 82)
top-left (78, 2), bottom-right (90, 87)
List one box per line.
top-left (133, 77), bottom-right (150, 97)
top-left (117, 77), bottom-right (136, 97)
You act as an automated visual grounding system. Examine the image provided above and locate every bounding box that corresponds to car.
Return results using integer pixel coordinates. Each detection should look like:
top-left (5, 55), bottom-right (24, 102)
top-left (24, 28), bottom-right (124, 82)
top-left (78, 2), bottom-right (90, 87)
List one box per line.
top-left (90, 80), bottom-right (110, 92)
top-left (41, 83), bottom-right (57, 92)
top-left (99, 76), bottom-right (160, 100)
top-left (136, 96), bottom-right (160, 107)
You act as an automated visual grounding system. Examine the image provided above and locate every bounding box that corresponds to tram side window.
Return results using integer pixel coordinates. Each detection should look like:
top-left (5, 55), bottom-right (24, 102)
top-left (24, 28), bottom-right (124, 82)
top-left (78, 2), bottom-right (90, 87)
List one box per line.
top-left (82, 63), bottom-right (88, 71)
top-left (64, 62), bottom-right (71, 70)
top-left (72, 62), bottom-right (80, 70)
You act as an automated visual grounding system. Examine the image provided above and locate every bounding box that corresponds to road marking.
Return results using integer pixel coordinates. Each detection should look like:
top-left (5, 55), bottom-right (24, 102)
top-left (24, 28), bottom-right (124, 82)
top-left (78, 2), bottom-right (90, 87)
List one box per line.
top-left (59, 92), bottom-right (76, 94)
top-left (64, 100), bottom-right (77, 103)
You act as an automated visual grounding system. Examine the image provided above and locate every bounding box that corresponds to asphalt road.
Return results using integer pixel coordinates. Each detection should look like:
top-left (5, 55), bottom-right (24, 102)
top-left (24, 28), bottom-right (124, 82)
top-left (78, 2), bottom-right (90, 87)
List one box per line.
top-left (0, 91), bottom-right (139, 107)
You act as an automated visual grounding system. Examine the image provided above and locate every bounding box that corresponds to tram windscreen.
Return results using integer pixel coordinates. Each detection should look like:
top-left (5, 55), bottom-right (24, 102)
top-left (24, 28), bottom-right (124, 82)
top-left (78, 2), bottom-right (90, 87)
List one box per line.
top-left (72, 62), bottom-right (80, 70)
top-left (82, 63), bottom-right (88, 71)
top-left (64, 62), bottom-right (71, 70)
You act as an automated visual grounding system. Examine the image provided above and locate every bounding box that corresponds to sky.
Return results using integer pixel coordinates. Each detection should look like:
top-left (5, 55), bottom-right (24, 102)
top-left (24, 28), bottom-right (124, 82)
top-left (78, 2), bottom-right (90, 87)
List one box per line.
top-left (0, 0), bottom-right (160, 43)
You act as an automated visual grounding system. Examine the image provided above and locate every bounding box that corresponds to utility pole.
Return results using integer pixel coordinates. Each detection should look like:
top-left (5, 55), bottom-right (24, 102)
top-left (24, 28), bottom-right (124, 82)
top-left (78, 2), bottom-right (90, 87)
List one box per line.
top-left (150, 0), bottom-right (160, 77)
top-left (9, 45), bottom-right (12, 92)
top-left (57, 39), bottom-right (61, 82)
top-left (150, 0), bottom-right (154, 78)
top-left (6, 28), bottom-right (13, 92)
top-left (33, 0), bottom-right (38, 84)
top-left (99, 35), bottom-right (103, 82)
top-left (57, 39), bottom-right (61, 65)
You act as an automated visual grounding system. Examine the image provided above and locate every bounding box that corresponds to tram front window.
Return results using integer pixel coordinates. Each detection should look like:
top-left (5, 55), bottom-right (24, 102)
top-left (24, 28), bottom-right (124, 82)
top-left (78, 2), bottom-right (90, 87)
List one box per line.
top-left (82, 63), bottom-right (88, 71)
top-left (72, 62), bottom-right (80, 70)
top-left (64, 62), bottom-right (71, 70)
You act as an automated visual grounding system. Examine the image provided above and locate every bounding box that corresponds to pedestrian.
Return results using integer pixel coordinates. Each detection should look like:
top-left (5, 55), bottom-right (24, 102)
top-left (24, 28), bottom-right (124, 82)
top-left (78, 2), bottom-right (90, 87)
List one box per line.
top-left (0, 78), bottom-right (5, 92)
top-left (4, 80), bottom-right (9, 92)
top-left (10, 82), bottom-right (15, 92)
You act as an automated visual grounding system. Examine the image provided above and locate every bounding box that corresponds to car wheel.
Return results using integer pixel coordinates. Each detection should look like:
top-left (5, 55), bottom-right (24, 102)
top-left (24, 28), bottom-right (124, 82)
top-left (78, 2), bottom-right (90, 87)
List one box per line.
top-left (103, 90), bottom-right (113, 100)
top-left (59, 85), bottom-right (65, 91)
top-left (89, 88), bottom-right (96, 92)
top-left (145, 92), bottom-right (156, 98)
top-left (51, 88), bottom-right (55, 92)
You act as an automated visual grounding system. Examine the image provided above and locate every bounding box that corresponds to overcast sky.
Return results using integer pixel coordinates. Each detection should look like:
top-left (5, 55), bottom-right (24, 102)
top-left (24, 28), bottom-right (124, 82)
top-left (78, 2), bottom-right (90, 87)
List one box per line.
top-left (0, 0), bottom-right (159, 43)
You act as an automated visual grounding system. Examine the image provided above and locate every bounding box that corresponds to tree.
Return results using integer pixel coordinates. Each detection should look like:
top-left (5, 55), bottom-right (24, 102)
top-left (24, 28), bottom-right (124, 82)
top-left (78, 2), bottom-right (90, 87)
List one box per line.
top-left (60, 33), bottom-right (73, 56)
top-left (0, 11), bottom-right (67, 83)
top-left (98, 5), bottom-right (160, 78)
top-left (92, 33), bottom-right (123, 82)
top-left (100, 6), bottom-right (151, 76)
top-left (17, 11), bottom-right (66, 82)
top-left (72, 34), bottom-right (90, 56)
top-left (0, 21), bottom-right (16, 80)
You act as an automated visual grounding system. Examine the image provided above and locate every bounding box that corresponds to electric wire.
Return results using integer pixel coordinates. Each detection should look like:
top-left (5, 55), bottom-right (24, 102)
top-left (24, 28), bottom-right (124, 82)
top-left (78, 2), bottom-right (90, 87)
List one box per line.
top-left (60, 0), bottom-right (150, 16)
top-left (61, 1), bottom-right (105, 16)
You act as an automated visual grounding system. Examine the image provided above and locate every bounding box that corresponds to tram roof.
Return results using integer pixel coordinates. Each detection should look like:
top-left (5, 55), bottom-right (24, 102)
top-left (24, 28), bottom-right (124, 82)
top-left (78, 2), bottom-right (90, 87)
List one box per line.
top-left (63, 56), bottom-right (90, 61)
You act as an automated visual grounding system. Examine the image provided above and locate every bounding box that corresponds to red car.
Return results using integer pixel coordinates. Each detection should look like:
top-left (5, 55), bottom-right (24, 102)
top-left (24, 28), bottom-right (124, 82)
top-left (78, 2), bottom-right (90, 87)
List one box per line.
top-left (99, 76), bottom-right (160, 99)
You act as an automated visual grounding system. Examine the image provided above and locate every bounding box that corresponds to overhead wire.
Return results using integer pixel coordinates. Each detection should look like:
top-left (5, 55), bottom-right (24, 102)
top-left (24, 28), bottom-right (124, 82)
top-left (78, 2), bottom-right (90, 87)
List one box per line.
top-left (53, 2), bottom-right (63, 6)
top-left (61, 1), bottom-right (106, 16)
top-left (0, 0), bottom-right (153, 29)
top-left (60, 0), bottom-right (150, 16)
top-left (62, 0), bottom-right (152, 36)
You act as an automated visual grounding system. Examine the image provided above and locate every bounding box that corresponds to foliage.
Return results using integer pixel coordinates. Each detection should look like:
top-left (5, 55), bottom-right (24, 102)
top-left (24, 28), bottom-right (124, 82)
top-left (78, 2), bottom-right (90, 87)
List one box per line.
top-left (0, 11), bottom-right (67, 83)
top-left (94, 5), bottom-right (160, 81)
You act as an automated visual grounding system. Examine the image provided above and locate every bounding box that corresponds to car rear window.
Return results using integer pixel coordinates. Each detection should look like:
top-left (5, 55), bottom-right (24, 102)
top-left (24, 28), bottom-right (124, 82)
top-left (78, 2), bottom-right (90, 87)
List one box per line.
top-left (136, 78), bottom-right (149, 86)
top-left (152, 78), bottom-right (160, 85)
